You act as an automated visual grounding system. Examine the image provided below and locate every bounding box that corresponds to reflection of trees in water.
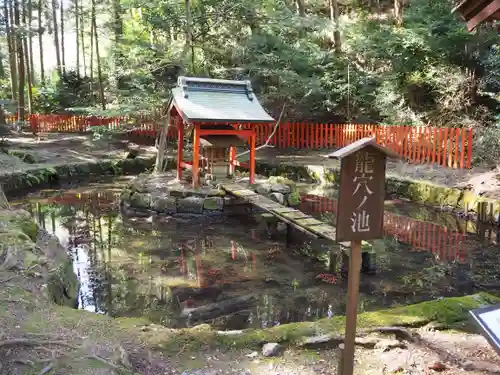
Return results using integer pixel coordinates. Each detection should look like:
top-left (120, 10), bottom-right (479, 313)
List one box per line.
top-left (21, 189), bottom-right (500, 331)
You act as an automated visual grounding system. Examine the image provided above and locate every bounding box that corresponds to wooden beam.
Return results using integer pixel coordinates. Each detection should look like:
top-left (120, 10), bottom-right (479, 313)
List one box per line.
top-left (197, 129), bottom-right (254, 137)
top-left (454, 0), bottom-right (491, 19)
top-left (467, 0), bottom-right (500, 30)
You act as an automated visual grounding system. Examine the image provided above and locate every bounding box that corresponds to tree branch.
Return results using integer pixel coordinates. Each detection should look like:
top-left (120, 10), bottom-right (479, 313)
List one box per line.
top-left (235, 103), bottom-right (286, 158)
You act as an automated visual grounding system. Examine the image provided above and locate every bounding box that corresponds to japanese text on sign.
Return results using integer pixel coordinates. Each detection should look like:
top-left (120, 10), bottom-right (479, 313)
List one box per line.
top-left (351, 151), bottom-right (375, 233)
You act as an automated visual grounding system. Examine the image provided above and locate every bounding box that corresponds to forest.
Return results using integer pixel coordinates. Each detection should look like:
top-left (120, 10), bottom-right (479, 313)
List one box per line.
top-left (0, 0), bottom-right (499, 127)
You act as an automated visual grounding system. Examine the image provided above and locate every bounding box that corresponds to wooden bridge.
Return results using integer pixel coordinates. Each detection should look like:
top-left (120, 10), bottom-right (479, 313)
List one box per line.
top-left (220, 183), bottom-right (348, 246)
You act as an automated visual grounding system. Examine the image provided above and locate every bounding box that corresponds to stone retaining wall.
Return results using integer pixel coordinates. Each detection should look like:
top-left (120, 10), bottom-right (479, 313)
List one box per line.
top-left (120, 173), bottom-right (252, 217)
top-left (255, 160), bottom-right (499, 224)
top-left (0, 156), bottom-right (160, 196)
top-left (120, 174), bottom-right (303, 218)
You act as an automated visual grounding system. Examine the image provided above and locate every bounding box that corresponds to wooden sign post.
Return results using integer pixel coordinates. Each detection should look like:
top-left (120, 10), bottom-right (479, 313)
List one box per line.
top-left (327, 138), bottom-right (398, 375)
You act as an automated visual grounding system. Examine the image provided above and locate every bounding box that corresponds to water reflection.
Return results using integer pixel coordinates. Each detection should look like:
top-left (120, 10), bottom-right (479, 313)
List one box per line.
top-left (300, 193), bottom-right (467, 263)
top-left (11, 184), bottom-right (500, 330)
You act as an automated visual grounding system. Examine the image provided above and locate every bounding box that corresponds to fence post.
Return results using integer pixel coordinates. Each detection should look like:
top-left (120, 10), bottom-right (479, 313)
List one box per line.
top-left (467, 128), bottom-right (473, 169)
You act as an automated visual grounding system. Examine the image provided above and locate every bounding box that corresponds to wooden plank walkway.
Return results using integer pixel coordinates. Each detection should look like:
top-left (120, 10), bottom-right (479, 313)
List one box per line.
top-left (221, 183), bottom-right (348, 245)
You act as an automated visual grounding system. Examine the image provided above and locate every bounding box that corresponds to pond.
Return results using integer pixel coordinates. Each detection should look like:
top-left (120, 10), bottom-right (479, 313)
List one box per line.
top-left (11, 179), bottom-right (500, 331)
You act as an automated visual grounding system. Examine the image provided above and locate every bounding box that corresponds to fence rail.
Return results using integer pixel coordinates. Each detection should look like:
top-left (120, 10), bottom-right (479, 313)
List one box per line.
top-left (7, 114), bottom-right (473, 169)
top-left (243, 123), bottom-right (473, 169)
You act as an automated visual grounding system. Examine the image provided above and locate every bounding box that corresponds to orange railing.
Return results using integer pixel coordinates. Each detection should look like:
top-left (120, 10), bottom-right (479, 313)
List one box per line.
top-left (6, 114), bottom-right (473, 169)
top-left (242, 123), bottom-right (473, 169)
top-left (299, 193), bottom-right (467, 262)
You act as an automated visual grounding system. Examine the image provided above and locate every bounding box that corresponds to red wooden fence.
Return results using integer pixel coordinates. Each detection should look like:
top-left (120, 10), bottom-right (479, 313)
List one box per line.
top-left (242, 123), bottom-right (473, 169)
top-left (299, 193), bottom-right (467, 263)
top-left (7, 114), bottom-right (473, 169)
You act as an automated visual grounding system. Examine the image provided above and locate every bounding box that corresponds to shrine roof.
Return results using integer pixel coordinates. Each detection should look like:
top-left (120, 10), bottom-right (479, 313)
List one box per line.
top-left (171, 76), bottom-right (275, 124)
top-left (453, 0), bottom-right (500, 31)
top-left (325, 138), bottom-right (399, 160)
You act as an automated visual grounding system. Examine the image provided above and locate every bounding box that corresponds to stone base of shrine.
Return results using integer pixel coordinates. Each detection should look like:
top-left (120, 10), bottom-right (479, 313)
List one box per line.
top-left (119, 172), bottom-right (252, 218)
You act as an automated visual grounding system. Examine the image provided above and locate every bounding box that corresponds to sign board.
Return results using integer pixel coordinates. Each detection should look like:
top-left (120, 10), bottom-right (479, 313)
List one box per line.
top-left (335, 145), bottom-right (386, 242)
top-left (327, 138), bottom-right (398, 375)
top-left (470, 304), bottom-right (500, 355)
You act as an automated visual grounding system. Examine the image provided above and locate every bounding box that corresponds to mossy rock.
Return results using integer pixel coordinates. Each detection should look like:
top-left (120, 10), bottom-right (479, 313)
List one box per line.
top-left (287, 190), bottom-right (302, 206)
top-left (7, 150), bottom-right (37, 164)
top-left (120, 189), bottom-right (132, 204)
top-left (267, 176), bottom-right (295, 186)
top-left (47, 259), bottom-right (80, 308)
top-left (143, 292), bottom-right (500, 353)
top-left (0, 156), bottom-right (156, 196)
top-left (129, 192), bottom-right (151, 209)
top-left (11, 215), bottom-right (38, 241)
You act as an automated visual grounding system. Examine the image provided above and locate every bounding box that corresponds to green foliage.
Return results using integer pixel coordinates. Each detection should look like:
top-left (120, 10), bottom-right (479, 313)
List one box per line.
top-left (32, 70), bottom-right (103, 114)
top-left (88, 125), bottom-right (119, 141)
top-left (15, 0), bottom-right (500, 126)
top-left (472, 127), bottom-right (500, 167)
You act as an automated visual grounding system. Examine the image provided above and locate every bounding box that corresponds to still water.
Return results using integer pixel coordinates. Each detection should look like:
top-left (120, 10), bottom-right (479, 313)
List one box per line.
top-left (12, 179), bottom-right (500, 330)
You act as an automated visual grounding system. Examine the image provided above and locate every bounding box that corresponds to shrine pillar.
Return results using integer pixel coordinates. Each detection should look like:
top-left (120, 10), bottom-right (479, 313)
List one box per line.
top-left (249, 134), bottom-right (256, 184)
top-left (176, 117), bottom-right (184, 180)
top-left (192, 124), bottom-right (200, 188)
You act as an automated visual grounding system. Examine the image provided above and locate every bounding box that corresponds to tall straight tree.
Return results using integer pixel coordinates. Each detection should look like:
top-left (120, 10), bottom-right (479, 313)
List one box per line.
top-left (28, 0), bottom-right (34, 83)
top-left (394, 0), bottom-right (403, 26)
top-left (60, 0), bottom-right (65, 74)
top-left (38, 0), bottom-right (45, 84)
top-left (111, 0), bottom-right (123, 88)
top-left (91, 0), bottom-right (105, 109)
top-left (75, 0), bottom-right (80, 77)
top-left (51, 0), bottom-right (62, 77)
top-left (330, 0), bottom-right (341, 53)
top-left (14, 0), bottom-right (25, 120)
top-left (89, 5), bottom-right (93, 81)
top-left (79, 1), bottom-right (86, 76)
top-left (22, 0), bottom-right (33, 112)
top-left (4, 0), bottom-right (18, 100)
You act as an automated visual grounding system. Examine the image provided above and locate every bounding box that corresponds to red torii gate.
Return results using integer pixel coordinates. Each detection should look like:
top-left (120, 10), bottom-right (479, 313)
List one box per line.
top-left (167, 76), bottom-right (275, 188)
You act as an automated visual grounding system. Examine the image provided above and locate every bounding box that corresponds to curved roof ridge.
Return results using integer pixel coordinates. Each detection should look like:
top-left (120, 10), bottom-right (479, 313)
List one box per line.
top-left (171, 76), bottom-right (275, 124)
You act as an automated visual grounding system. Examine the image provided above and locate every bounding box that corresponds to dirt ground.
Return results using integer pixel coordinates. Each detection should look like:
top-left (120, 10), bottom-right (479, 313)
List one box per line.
top-left (172, 329), bottom-right (500, 375)
top-left (0, 133), bottom-right (157, 176)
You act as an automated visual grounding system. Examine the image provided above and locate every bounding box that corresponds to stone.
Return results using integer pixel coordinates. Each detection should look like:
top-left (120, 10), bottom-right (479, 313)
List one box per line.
top-left (374, 338), bottom-right (406, 351)
top-left (151, 195), bottom-right (177, 214)
top-left (120, 190), bottom-right (131, 204)
top-left (177, 196), bottom-right (205, 214)
top-left (286, 190), bottom-right (302, 207)
top-left (298, 334), bottom-right (340, 348)
top-left (270, 183), bottom-right (291, 194)
top-left (428, 361), bottom-right (447, 372)
top-left (462, 360), bottom-right (500, 373)
top-left (269, 192), bottom-right (286, 205)
top-left (255, 183), bottom-right (273, 195)
top-left (262, 342), bottom-right (283, 357)
top-left (129, 192), bottom-right (151, 209)
top-left (203, 197), bottom-right (224, 210)
top-left (224, 204), bottom-right (252, 215)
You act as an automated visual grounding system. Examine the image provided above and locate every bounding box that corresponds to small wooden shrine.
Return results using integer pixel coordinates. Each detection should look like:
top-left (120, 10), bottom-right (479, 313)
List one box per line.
top-left (167, 76), bottom-right (275, 188)
top-left (453, 0), bottom-right (500, 31)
